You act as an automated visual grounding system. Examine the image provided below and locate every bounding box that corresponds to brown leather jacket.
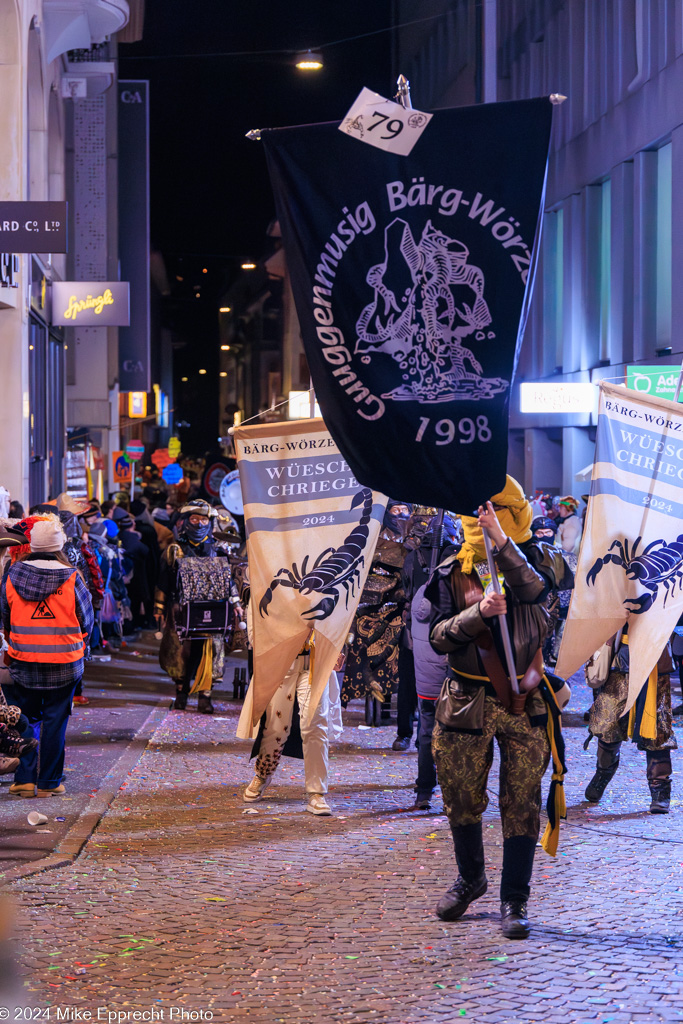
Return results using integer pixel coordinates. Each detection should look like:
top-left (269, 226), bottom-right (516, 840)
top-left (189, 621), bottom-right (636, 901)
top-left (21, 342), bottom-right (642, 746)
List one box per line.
top-left (428, 538), bottom-right (548, 696)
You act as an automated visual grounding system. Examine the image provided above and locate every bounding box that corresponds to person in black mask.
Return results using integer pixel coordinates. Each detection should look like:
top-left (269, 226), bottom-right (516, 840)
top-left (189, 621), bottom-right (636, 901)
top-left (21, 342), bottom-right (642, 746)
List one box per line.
top-left (154, 500), bottom-right (228, 714)
top-left (383, 502), bottom-right (413, 539)
top-left (530, 515), bottom-right (573, 667)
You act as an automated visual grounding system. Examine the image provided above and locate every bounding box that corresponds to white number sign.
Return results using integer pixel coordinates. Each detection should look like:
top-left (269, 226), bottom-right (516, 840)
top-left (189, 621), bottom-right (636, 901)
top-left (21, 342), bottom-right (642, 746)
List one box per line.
top-left (339, 88), bottom-right (432, 157)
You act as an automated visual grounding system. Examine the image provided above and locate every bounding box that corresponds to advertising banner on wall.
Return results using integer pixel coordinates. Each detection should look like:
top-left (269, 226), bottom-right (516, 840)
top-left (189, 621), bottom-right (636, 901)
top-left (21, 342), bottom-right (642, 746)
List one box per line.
top-left (626, 365), bottom-right (683, 402)
top-left (0, 202), bottom-right (67, 252)
top-left (557, 381), bottom-right (683, 712)
top-left (261, 96), bottom-right (552, 512)
top-left (51, 282), bottom-right (130, 326)
top-left (112, 451), bottom-right (132, 484)
top-left (118, 81), bottom-right (150, 392)
top-left (234, 418), bottom-right (387, 727)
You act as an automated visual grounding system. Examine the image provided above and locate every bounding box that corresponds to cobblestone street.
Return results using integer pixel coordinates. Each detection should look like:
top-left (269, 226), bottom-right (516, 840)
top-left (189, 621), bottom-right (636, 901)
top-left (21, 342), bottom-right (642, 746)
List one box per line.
top-left (3, 641), bottom-right (683, 1024)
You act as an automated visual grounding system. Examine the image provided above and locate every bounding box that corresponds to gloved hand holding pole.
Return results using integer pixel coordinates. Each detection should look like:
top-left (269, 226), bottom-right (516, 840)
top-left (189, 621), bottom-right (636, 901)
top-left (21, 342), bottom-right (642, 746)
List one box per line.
top-left (477, 501), bottom-right (520, 696)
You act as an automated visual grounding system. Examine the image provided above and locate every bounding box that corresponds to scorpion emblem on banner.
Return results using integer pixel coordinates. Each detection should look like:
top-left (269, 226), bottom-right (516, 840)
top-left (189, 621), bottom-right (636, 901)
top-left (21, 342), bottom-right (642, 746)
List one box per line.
top-left (259, 488), bottom-right (374, 621)
top-left (587, 535), bottom-right (683, 613)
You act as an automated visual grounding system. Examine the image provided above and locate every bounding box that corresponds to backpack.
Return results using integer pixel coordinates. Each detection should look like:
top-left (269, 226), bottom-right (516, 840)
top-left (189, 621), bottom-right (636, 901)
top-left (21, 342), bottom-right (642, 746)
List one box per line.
top-left (100, 564), bottom-right (122, 627)
top-left (410, 583), bottom-right (449, 700)
top-left (175, 557), bottom-right (236, 641)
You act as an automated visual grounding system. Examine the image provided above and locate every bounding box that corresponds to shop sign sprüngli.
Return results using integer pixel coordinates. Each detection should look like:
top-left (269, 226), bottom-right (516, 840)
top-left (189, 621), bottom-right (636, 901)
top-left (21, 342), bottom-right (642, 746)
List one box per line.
top-left (51, 281), bottom-right (130, 326)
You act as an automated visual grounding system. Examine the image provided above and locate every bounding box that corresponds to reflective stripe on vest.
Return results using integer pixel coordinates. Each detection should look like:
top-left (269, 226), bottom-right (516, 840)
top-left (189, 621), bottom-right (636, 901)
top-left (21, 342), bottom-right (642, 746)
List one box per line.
top-left (6, 573), bottom-right (85, 664)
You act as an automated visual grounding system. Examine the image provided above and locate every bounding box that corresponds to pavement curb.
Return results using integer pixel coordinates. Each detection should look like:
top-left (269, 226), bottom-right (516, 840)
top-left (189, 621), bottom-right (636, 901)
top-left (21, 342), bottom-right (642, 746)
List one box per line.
top-left (0, 696), bottom-right (170, 883)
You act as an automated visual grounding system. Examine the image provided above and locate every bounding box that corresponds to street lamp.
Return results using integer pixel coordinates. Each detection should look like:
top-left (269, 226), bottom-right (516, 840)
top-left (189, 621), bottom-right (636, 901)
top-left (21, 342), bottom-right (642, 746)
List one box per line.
top-left (241, 262), bottom-right (256, 270)
top-left (295, 50), bottom-right (323, 71)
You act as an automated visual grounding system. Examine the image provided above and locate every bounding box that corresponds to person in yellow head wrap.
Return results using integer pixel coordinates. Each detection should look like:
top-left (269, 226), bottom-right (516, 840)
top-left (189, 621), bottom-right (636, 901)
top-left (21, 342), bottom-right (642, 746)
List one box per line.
top-left (425, 478), bottom-right (570, 941)
top-left (457, 475), bottom-right (533, 575)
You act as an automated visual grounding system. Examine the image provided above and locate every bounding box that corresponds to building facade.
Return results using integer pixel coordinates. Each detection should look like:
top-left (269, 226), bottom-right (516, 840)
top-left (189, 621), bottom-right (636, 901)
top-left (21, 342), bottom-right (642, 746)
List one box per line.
top-left (217, 222), bottom-right (310, 442)
top-left (396, 0), bottom-right (683, 496)
top-left (0, 0), bottom-right (149, 508)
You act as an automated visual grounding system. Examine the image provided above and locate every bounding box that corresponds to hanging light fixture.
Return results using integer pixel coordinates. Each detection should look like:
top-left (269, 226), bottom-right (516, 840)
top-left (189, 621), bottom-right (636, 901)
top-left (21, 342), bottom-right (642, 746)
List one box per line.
top-left (295, 49), bottom-right (323, 71)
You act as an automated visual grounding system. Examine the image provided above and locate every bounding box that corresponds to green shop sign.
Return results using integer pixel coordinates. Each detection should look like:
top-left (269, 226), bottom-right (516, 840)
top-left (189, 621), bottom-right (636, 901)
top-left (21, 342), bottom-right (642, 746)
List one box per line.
top-left (626, 365), bottom-right (683, 402)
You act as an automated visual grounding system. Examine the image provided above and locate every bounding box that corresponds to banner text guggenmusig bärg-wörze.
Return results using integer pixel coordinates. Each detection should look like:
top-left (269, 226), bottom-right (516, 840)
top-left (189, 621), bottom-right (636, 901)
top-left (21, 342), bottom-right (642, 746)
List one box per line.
top-left (262, 97), bottom-right (553, 513)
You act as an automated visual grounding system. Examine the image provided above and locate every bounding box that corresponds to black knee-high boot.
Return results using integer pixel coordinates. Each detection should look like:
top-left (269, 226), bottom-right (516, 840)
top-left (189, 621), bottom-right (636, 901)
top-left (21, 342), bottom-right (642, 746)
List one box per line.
top-left (585, 739), bottom-right (621, 803)
top-left (435, 822), bottom-right (487, 921)
top-left (451, 822), bottom-right (486, 885)
top-left (500, 835), bottom-right (536, 902)
top-left (646, 749), bottom-right (672, 814)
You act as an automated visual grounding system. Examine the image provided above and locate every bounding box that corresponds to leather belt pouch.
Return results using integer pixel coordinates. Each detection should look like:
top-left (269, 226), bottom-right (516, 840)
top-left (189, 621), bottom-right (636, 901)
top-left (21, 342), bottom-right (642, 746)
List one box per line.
top-left (435, 679), bottom-right (485, 731)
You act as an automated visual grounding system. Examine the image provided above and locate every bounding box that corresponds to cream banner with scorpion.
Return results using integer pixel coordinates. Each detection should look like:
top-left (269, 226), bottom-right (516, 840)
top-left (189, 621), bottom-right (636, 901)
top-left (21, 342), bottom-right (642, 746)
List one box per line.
top-left (556, 380), bottom-right (683, 711)
top-left (234, 418), bottom-right (387, 727)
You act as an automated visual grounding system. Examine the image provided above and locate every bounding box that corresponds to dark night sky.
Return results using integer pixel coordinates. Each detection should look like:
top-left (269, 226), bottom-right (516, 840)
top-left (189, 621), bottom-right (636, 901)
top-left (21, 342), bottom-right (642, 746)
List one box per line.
top-left (119, 1), bottom-right (394, 259)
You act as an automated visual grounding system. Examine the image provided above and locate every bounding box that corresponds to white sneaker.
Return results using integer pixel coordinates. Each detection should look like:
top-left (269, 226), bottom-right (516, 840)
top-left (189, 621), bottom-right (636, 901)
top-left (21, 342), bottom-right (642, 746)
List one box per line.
top-left (306, 794), bottom-right (332, 816)
top-left (243, 775), bottom-right (271, 802)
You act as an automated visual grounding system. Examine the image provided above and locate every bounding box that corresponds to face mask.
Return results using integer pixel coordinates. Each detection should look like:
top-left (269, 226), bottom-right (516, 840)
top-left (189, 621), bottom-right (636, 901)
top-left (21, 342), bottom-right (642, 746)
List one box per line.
top-left (184, 521), bottom-right (211, 544)
top-left (534, 529), bottom-right (555, 540)
top-left (383, 504), bottom-right (412, 537)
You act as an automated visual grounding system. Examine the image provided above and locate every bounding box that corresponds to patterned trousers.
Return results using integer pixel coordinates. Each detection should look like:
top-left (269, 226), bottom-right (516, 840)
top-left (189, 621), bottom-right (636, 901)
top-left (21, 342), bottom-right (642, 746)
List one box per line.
top-left (255, 656), bottom-right (331, 795)
top-left (433, 695), bottom-right (550, 840)
top-left (588, 670), bottom-right (677, 752)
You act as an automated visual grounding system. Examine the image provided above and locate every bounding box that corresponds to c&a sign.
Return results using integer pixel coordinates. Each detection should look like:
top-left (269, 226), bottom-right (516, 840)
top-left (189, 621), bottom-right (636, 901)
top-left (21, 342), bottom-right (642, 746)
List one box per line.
top-left (51, 281), bottom-right (130, 326)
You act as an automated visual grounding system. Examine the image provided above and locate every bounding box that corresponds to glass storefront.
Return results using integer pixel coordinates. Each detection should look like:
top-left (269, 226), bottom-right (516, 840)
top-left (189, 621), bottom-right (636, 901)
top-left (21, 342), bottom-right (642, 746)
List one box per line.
top-left (28, 312), bottom-right (66, 506)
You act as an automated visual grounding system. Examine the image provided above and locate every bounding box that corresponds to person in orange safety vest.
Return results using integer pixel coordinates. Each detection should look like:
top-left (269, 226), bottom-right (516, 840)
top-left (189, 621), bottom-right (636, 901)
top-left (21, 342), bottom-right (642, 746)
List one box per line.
top-left (0, 517), bottom-right (93, 798)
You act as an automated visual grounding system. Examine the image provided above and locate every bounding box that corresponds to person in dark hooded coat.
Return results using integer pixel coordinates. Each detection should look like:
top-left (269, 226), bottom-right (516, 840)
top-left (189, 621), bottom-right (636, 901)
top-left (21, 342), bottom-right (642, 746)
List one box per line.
top-left (340, 501), bottom-right (412, 724)
top-left (154, 500), bottom-right (229, 714)
top-left (130, 499), bottom-right (161, 626)
top-left (112, 506), bottom-right (150, 631)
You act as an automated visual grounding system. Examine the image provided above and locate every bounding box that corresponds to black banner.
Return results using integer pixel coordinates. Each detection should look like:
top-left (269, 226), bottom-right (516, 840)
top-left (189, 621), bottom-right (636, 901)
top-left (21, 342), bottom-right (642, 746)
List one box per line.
top-left (262, 97), bottom-right (552, 512)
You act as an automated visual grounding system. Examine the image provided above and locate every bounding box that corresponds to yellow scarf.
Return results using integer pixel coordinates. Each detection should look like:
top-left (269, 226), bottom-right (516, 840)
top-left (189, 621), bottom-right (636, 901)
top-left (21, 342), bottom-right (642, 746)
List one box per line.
top-left (457, 475), bottom-right (533, 574)
top-left (622, 635), bottom-right (658, 742)
top-left (189, 639), bottom-right (213, 694)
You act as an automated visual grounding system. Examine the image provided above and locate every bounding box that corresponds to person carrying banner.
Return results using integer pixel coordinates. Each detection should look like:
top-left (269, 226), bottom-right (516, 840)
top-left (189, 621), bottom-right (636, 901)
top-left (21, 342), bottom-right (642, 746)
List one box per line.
top-left (241, 633), bottom-right (344, 816)
top-left (585, 627), bottom-right (676, 813)
top-left (427, 477), bottom-right (569, 940)
top-left (155, 500), bottom-right (229, 714)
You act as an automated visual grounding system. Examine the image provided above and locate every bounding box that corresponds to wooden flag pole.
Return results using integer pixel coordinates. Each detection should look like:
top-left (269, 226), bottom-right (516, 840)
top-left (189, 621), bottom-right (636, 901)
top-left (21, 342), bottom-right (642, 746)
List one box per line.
top-left (309, 375), bottom-right (316, 419)
top-left (481, 525), bottom-right (520, 695)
